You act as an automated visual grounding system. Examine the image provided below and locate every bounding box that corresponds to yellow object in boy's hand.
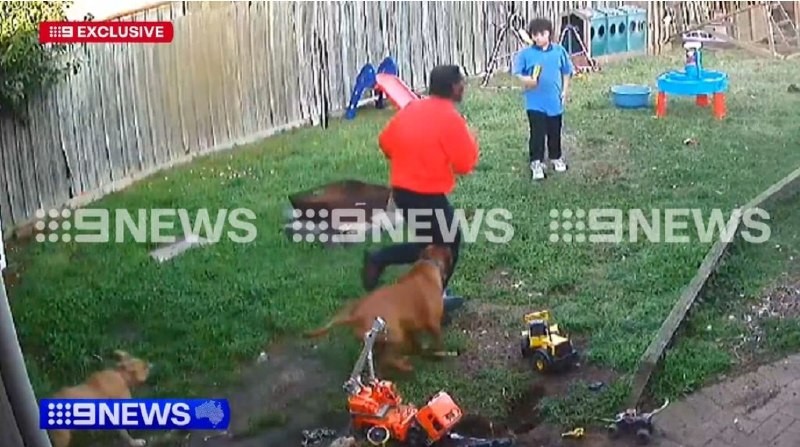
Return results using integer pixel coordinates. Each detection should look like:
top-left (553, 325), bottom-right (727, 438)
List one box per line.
top-left (532, 65), bottom-right (542, 80)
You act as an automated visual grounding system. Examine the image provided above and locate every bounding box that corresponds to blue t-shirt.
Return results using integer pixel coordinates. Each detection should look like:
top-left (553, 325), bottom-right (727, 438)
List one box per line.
top-left (512, 43), bottom-right (574, 116)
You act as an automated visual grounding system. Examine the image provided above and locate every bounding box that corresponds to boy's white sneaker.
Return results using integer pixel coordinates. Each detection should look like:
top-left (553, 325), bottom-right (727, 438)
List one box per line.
top-left (530, 161), bottom-right (545, 180)
top-left (552, 158), bottom-right (568, 172)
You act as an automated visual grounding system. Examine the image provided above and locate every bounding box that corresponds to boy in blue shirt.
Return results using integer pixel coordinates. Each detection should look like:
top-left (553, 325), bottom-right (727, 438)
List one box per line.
top-left (513, 18), bottom-right (574, 181)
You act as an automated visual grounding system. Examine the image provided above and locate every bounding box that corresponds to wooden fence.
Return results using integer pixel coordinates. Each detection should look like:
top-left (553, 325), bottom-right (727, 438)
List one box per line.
top-left (0, 1), bottom-right (740, 234)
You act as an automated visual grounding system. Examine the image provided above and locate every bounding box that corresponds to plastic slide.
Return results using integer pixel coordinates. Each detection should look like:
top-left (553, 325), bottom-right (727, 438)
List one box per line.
top-left (374, 73), bottom-right (418, 111)
top-left (345, 56), bottom-right (419, 120)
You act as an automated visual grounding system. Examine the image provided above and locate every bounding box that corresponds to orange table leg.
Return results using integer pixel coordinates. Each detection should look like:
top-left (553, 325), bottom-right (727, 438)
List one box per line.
top-left (656, 92), bottom-right (667, 117)
top-left (712, 93), bottom-right (726, 119)
top-left (696, 94), bottom-right (710, 107)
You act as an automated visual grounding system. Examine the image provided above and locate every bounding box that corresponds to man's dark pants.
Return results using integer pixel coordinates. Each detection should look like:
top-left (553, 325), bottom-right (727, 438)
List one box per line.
top-left (367, 187), bottom-right (462, 290)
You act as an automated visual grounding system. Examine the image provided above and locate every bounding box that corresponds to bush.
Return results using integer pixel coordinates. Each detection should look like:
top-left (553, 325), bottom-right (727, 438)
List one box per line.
top-left (0, 1), bottom-right (77, 122)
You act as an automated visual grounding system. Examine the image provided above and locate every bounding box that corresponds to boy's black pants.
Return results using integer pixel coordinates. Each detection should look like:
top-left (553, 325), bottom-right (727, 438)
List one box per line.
top-left (371, 187), bottom-right (461, 289)
top-left (527, 110), bottom-right (562, 162)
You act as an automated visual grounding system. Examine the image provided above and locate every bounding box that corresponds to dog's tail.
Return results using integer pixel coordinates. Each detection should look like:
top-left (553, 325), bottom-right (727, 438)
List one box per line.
top-left (303, 301), bottom-right (359, 338)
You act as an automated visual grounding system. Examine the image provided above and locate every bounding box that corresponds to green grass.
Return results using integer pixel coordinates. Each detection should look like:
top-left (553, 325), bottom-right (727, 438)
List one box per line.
top-left (7, 50), bottom-right (800, 429)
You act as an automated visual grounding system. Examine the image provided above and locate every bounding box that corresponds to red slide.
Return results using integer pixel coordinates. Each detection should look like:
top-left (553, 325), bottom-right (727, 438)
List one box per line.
top-left (375, 73), bottom-right (419, 110)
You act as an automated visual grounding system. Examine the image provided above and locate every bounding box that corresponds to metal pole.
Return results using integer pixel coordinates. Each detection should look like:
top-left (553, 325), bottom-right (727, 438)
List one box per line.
top-left (0, 271), bottom-right (52, 447)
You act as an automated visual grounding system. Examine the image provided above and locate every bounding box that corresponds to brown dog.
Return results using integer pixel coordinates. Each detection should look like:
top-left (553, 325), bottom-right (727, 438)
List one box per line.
top-left (49, 350), bottom-right (152, 447)
top-left (305, 244), bottom-right (453, 373)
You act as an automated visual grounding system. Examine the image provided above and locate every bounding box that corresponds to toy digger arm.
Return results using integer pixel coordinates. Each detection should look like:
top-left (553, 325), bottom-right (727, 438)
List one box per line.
top-left (346, 317), bottom-right (386, 386)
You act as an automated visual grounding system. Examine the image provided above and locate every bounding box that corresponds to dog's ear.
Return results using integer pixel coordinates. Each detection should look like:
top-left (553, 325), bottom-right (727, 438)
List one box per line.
top-left (420, 244), bottom-right (434, 259)
top-left (131, 359), bottom-right (150, 383)
top-left (443, 246), bottom-right (453, 270)
top-left (118, 357), bottom-right (151, 384)
top-left (440, 246), bottom-right (453, 273)
top-left (113, 350), bottom-right (131, 361)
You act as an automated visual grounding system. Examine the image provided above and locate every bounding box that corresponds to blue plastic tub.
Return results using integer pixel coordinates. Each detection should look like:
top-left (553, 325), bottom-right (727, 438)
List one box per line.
top-left (611, 84), bottom-right (652, 109)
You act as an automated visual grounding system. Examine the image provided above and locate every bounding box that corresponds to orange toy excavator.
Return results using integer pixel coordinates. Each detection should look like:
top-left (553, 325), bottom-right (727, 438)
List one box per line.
top-left (343, 317), bottom-right (463, 446)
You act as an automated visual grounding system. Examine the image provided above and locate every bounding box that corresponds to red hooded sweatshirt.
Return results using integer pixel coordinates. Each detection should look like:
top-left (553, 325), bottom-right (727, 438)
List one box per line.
top-left (378, 97), bottom-right (479, 195)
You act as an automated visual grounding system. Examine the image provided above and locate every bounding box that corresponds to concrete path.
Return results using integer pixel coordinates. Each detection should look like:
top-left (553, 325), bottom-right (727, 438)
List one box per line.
top-left (654, 353), bottom-right (800, 447)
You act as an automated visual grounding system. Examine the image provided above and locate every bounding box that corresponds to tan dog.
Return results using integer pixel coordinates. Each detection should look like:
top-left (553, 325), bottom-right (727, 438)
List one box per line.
top-left (49, 350), bottom-right (152, 447)
top-left (305, 244), bottom-right (453, 373)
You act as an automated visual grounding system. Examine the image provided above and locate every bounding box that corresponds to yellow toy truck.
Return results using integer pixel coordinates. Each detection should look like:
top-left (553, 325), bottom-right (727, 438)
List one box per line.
top-left (519, 310), bottom-right (578, 373)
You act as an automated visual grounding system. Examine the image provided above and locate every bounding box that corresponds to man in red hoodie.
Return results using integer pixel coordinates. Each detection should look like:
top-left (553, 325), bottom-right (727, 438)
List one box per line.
top-left (362, 65), bottom-right (480, 299)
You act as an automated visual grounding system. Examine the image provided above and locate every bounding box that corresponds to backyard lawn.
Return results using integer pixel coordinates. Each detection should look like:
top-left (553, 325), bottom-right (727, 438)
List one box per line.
top-left (6, 49), bottom-right (800, 437)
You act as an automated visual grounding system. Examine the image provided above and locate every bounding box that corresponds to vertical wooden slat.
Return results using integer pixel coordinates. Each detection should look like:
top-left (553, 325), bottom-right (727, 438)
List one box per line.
top-left (206, 6), bottom-right (226, 149)
top-left (55, 67), bottom-right (80, 197)
top-left (88, 44), bottom-right (113, 184)
top-left (270, 2), bottom-right (289, 127)
top-left (68, 46), bottom-right (89, 194)
top-left (16, 117), bottom-right (36, 217)
top-left (139, 13), bottom-right (160, 169)
top-left (155, 5), bottom-right (182, 161)
top-left (219, 3), bottom-right (237, 144)
top-left (0, 122), bottom-right (16, 228)
top-left (192, 7), bottom-right (213, 152)
top-left (284, 2), bottom-right (302, 124)
top-left (264, 1), bottom-right (279, 131)
top-left (21, 100), bottom-right (43, 214)
top-left (41, 88), bottom-right (70, 209)
top-left (99, 41), bottom-right (123, 182)
top-left (246, 1), bottom-right (265, 132)
top-left (75, 43), bottom-right (101, 191)
top-left (175, 3), bottom-right (199, 154)
top-left (236, 1), bottom-right (257, 135)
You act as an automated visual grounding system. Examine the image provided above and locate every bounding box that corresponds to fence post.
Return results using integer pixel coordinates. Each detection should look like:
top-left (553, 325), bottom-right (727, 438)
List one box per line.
top-left (0, 239), bottom-right (51, 447)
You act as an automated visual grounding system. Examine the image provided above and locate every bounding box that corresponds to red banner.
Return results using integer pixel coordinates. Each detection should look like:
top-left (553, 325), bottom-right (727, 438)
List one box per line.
top-left (39, 21), bottom-right (174, 44)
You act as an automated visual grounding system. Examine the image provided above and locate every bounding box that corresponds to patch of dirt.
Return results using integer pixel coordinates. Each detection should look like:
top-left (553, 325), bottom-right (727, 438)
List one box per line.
top-left (752, 279), bottom-right (800, 319)
top-left (577, 161), bottom-right (624, 184)
top-left (515, 423), bottom-right (648, 447)
top-left (141, 340), bottom-right (348, 447)
top-left (727, 274), bottom-right (800, 364)
top-left (1, 237), bottom-right (28, 293)
top-left (483, 268), bottom-right (527, 293)
top-left (2, 265), bottom-right (23, 291)
top-left (453, 302), bottom-right (523, 376)
top-left (481, 268), bottom-right (548, 301)
top-left (566, 130), bottom-right (630, 186)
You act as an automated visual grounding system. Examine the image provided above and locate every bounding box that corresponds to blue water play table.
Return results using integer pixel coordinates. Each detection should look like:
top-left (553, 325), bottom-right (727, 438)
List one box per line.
top-left (655, 41), bottom-right (729, 120)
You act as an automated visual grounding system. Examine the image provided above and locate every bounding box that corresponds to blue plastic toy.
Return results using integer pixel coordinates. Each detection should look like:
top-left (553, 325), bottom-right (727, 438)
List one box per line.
top-left (345, 57), bottom-right (399, 120)
top-left (611, 84), bottom-right (652, 109)
top-left (655, 41), bottom-right (729, 119)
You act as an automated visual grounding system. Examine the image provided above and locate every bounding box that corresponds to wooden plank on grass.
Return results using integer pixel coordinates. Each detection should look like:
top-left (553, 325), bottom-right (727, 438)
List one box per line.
top-left (149, 235), bottom-right (213, 263)
top-left (627, 164), bottom-right (800, 408)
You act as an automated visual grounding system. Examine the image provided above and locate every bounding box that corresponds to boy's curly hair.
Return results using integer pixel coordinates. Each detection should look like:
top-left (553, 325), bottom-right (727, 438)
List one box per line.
top-left (526, 18), bottom-right (553, 37)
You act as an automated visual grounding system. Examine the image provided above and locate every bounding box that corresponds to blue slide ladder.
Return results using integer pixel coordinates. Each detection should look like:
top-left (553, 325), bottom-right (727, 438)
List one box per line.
top-left (345, 56), bottom-right (399, 120)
